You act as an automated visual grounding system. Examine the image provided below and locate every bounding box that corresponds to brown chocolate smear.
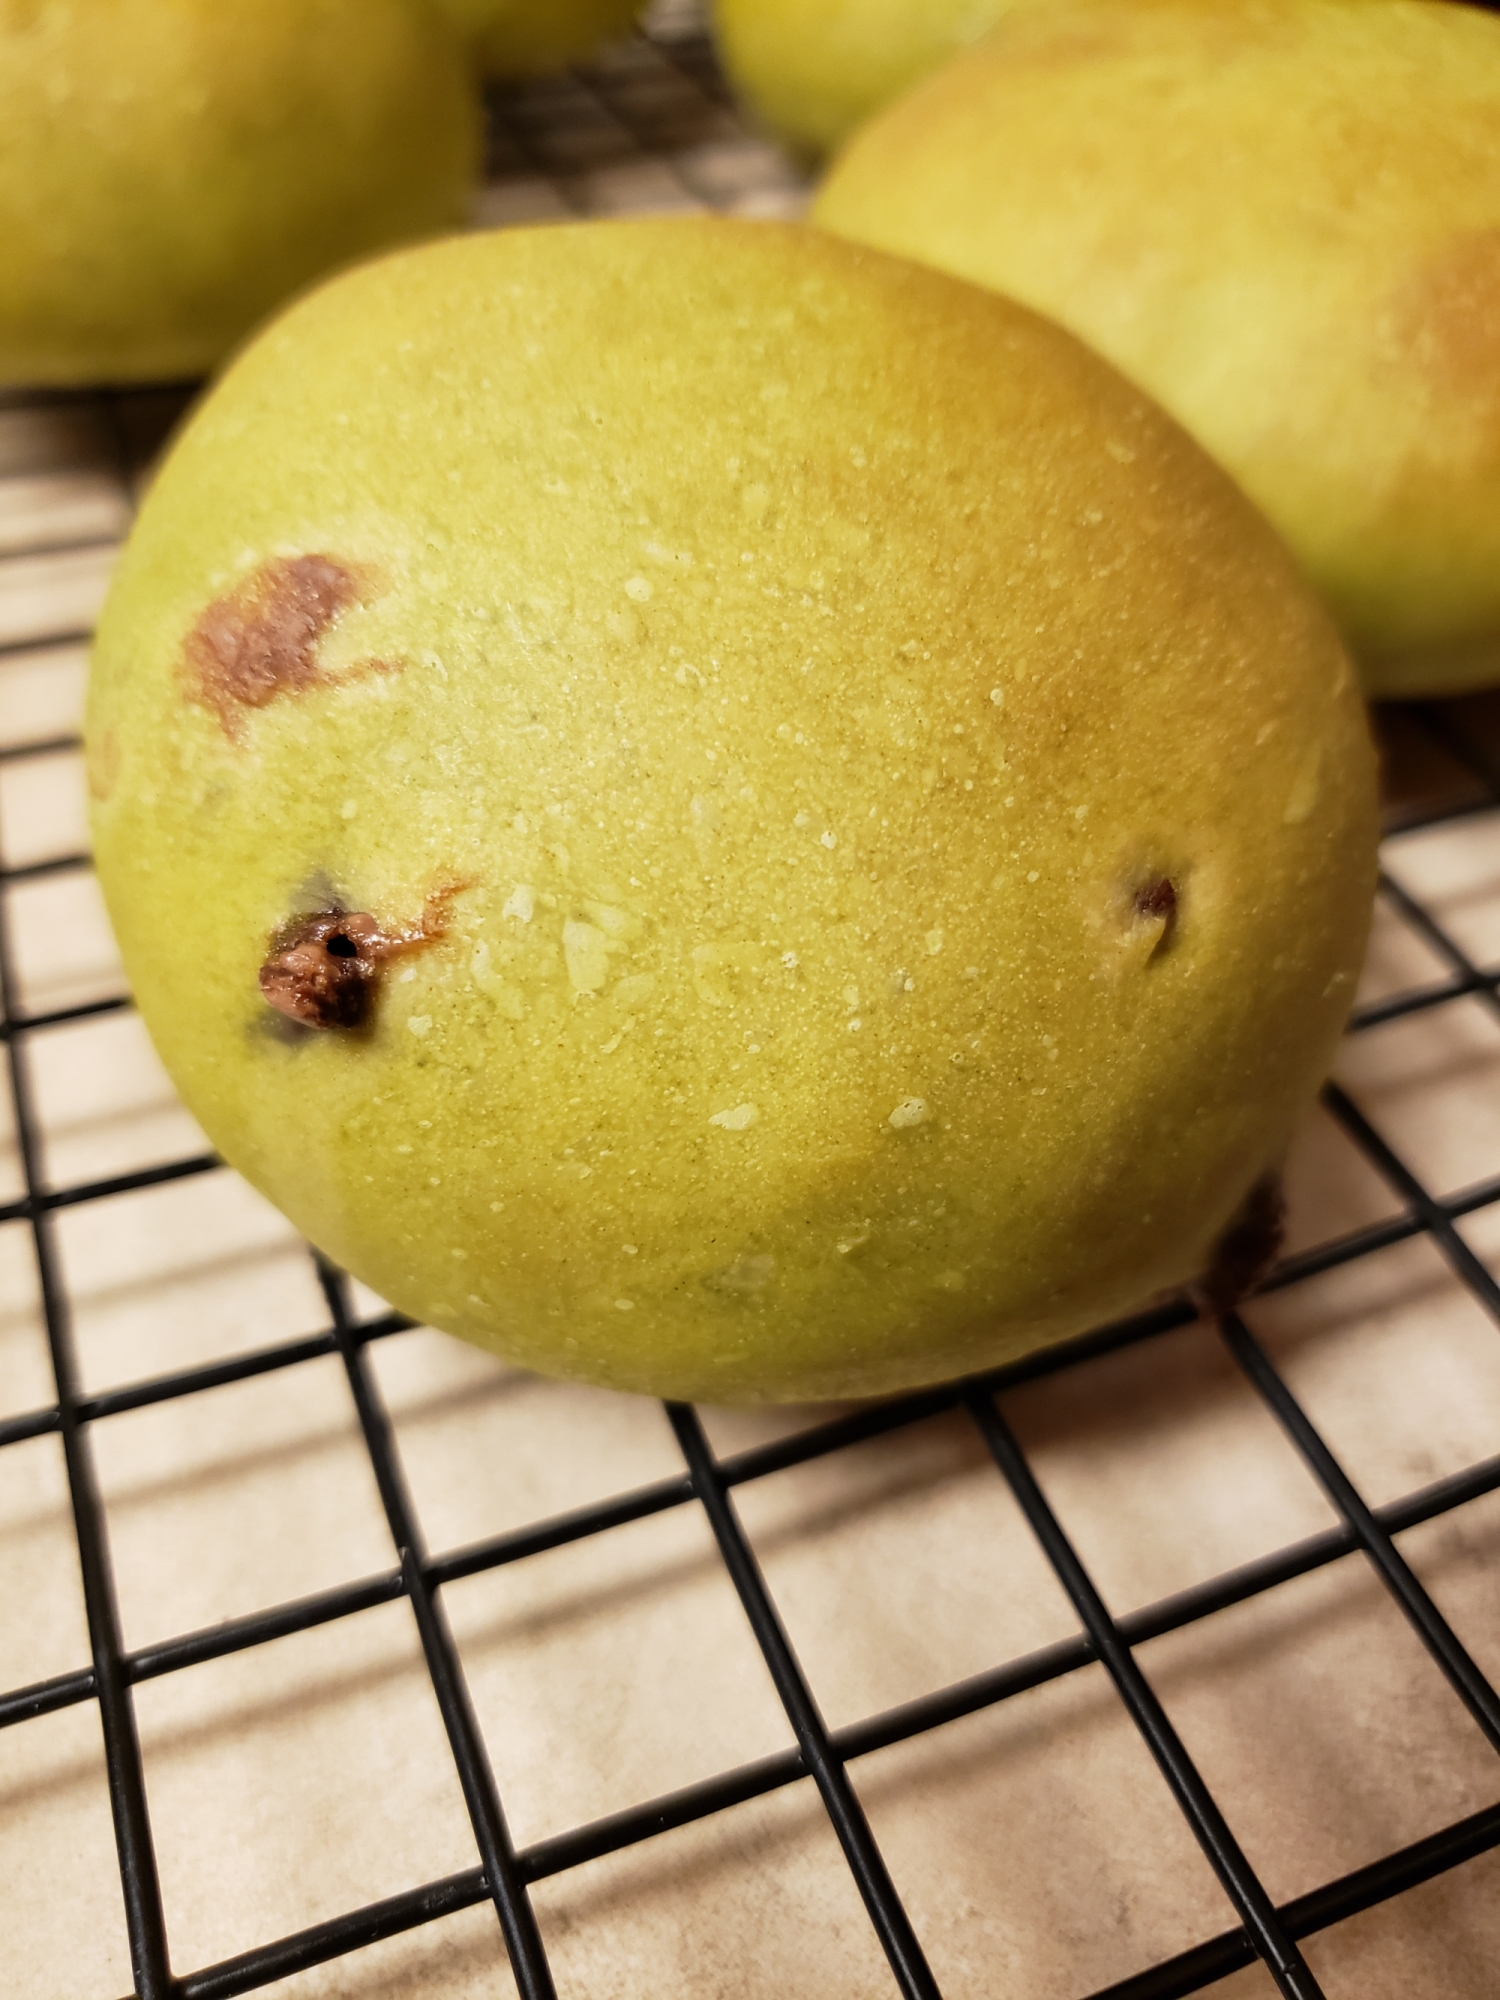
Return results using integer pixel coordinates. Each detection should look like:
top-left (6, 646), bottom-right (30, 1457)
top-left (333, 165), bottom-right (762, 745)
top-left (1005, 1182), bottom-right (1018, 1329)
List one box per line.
top-left (185, 554), bottom-right (372, 740)
top-left (258, 884), bottom-right (467, 1033)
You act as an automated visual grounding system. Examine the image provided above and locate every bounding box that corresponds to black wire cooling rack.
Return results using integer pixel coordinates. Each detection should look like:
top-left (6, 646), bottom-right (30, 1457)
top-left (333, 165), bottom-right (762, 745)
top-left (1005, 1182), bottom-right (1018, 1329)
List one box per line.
top-left (4, 14), bottom-right (1500, 2000)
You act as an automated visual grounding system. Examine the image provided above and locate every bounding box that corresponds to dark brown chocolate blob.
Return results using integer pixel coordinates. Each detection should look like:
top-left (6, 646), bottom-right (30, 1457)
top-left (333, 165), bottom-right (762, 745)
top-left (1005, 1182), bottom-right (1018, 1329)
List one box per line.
top-left (1198, 1174), bottom-right (1285, 1315)
top-left (185, 554), bottom-right (366, 739)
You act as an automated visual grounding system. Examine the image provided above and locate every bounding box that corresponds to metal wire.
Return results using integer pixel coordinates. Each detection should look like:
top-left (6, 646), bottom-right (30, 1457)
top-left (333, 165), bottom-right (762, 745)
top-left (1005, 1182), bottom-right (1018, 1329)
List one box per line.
top-left (668, 1401), bottom-right (944, 2000)
top-left (4, 20), bottom-right (1500, 2000)
top-left (965, 1389), bottom-right (1327, 2000)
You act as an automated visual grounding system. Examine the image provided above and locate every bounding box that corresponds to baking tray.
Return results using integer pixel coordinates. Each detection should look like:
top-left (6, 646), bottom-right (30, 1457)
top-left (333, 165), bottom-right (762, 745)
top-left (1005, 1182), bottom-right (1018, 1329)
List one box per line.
top-left (3, 9), bottom-right (1500, 1998)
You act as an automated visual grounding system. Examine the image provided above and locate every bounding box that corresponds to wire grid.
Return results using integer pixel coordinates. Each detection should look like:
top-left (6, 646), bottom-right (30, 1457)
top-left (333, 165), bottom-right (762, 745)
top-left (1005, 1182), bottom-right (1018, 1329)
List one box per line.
top-left (3, 15), bottom-right (1500, 2000)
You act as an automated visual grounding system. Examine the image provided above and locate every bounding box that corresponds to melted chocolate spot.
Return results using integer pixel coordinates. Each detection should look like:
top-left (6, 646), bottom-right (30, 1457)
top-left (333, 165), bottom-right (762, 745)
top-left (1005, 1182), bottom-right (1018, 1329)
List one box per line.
top-left (185, 554), bottom-right (370, 740)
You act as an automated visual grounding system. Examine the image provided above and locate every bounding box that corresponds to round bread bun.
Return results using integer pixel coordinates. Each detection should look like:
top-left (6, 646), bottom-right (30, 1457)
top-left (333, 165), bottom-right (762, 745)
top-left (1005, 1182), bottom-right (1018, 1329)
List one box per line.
top-left (88, 217), bottom-right (1376, 1403)
top-left (815, 0), bottom-right (1500, 697)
